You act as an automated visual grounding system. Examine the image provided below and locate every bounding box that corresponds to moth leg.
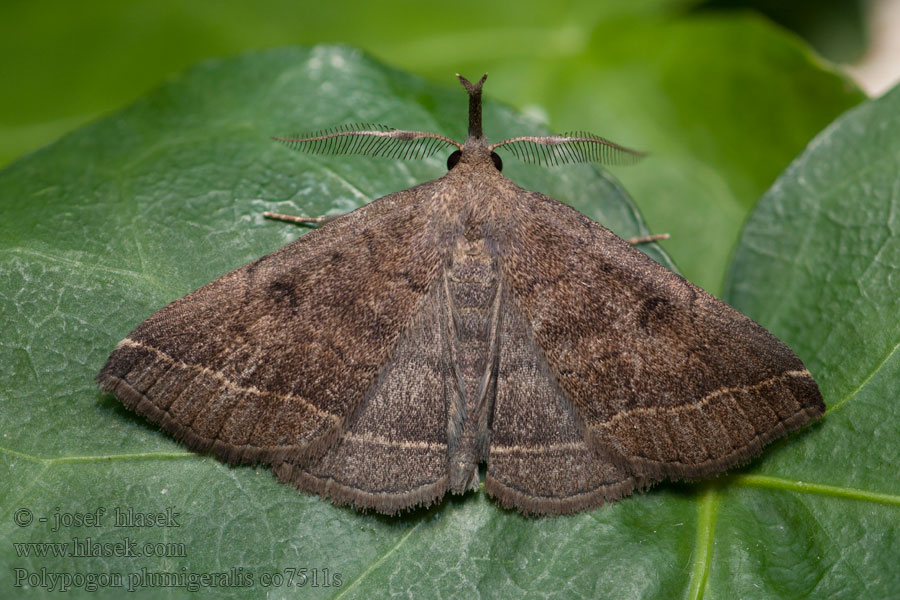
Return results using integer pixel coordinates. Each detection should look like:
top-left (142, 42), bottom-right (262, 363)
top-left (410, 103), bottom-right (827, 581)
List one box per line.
top-left (626, 233), bottom-right (669, 245)
top-left (263, 211), bottom-right (342, 225)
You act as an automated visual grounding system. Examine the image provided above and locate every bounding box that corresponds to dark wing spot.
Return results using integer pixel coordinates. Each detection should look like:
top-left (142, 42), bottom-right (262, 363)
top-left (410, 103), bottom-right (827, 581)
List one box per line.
top-left (638, 296), bottom-right (671, 330)
top-left (269, 278), bottom-right (299, 307)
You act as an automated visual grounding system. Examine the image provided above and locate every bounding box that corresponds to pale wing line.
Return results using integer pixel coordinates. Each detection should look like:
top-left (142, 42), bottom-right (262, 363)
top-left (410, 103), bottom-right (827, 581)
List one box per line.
top-left (490, 441), bottom-right (588, 455)
top-left (592, 369), bottom-right (812, 430)
top-left (116, 338), bottom-right (340, 424)
top-left (340, 432), bottom-right (447, 452)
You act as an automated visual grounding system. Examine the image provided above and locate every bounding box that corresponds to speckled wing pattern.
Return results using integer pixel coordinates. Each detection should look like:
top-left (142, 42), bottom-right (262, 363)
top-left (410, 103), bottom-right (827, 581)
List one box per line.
top-left (98, 172), bottom-right (825, 516)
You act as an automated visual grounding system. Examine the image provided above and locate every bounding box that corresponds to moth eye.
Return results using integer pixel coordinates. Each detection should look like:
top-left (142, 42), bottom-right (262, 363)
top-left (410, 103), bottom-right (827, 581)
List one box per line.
top-left (447, 150), bottom-right (462, 170)
top-left (490, 152), bottom-right (503, 172)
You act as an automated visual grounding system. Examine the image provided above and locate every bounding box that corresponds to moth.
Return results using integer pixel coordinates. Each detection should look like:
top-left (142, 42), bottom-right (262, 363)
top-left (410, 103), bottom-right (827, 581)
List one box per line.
top-left (98, 74), bottom-right (825, 515)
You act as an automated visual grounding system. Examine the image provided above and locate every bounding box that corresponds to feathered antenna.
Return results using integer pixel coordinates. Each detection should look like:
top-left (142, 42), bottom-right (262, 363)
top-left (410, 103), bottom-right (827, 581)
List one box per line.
top-left (490, 132), bottom-right (645, 167)
top-left (272, 124), bottom-right (461, 161)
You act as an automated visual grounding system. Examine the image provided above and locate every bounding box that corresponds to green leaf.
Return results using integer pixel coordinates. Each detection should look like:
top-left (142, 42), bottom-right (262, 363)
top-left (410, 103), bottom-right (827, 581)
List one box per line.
top-left (719, 82), bottom-right (900, 598)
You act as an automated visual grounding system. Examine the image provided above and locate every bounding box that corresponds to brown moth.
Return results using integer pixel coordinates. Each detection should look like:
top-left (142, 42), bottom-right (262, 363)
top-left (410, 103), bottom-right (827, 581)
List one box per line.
top-left (97, 74), bottom-right (825, 515)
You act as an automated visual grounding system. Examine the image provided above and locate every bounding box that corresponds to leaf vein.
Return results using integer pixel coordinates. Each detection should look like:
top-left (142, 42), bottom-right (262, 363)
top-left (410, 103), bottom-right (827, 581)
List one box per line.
top-left (1, 247), bottom-right (174, 294)
top-left (825, 334), bottom-right (900, 415)
top-left (333, 521), bottom-right (423, 600)
top-left (686, 486), bottom-right (718, 600)
top-left (0, 444), bottom-right (195, 464)
top-left (736, 474), bottom-right (900, 506)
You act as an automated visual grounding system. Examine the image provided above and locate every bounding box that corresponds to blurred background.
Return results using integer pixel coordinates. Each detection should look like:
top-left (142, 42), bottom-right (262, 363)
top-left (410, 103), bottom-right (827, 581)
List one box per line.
top-left (2, 0), bottom-right (897, 293)
top-left (2, 0), bottom-right (896, 168)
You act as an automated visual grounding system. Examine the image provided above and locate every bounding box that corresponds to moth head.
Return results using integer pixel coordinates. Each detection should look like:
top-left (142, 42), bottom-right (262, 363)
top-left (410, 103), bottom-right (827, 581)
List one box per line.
top-left (272, 74), bottom-right (644, 173)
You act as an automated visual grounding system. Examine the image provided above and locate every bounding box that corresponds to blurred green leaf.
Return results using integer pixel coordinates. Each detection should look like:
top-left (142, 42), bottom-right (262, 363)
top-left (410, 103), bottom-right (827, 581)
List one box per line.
top-left (695, 0), bottom-right (868, 63)
top-left (0, 0), bottom-right (689, 166)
